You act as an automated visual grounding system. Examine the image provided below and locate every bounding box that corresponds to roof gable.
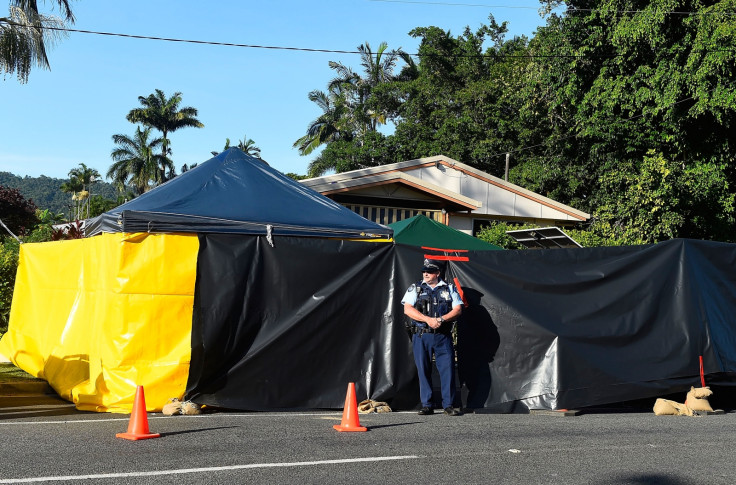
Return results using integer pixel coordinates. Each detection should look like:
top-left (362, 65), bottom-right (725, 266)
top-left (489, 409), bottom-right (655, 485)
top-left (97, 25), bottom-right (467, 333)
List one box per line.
top-left (303, 171), bottom-right (480, 211)
top-left (301, 155), bottom-right (590, 222)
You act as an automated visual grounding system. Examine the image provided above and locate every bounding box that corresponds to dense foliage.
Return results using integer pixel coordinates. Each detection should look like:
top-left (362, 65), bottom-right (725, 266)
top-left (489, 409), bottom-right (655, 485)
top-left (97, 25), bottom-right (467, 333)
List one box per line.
top-left (0, 240), bottom-right (17, 333)
top-left (296, 1), bottom-right (736, 244)
top-left (0, 189), bottom-right (69, 331)
top-left (0, 185), bottom-right (37, 236)
top-left (0, 172), bottom-right (119, 218)
top-left (475, 221), bottom-right (628, 249)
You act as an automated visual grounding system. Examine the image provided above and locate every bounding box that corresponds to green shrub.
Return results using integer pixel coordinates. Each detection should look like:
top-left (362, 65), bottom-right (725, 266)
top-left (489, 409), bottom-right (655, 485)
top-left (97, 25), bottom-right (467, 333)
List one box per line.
top-left (0, 219), bottom-right (57, 337)
top-left (0, 240), bottom-right (20, 335)
top-left (475, 221), bottom-right (633, 249)
top-left (475, 221), bottom-right (540, 249)
top-left (563, 227), bottom-right (632, 248)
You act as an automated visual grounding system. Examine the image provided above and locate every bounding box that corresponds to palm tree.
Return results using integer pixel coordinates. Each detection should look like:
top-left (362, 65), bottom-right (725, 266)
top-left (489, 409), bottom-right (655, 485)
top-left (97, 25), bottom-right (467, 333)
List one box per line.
top-left (68, 163), bottom-right (100, 192)
top-left (60, 177), bottom-right (82, 196)
top-left (126, 89), bottom-right (203, 182)
top-left (212, 135), bottom-right (262, 158)
top-left (0, 0), bottom-right (74, 83)
top-left (211, 138), bottom-right (232, 157)
top-left (236, 135), bottom-right (261, 158)
top-left (293, 88), bottom-right (354, 156)
top-left (67, 163), bottom-right (100, 219)
top-left (60, 176), bottom-right (83, 221)
top-left (307, 153), bottom-right (339, 178)
top-left (294, 42), bottom-right (403, 157)
top-left (396, 51), bottom-right (419, 82)
top-left (328, 42), bottom-right (402, 133)
top-left (108, 127), bottom-right (172, 195)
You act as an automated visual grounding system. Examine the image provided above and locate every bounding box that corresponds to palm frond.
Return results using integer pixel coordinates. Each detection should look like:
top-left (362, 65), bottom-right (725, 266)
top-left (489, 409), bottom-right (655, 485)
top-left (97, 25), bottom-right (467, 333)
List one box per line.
top-left (0, 6), bottom-right (67, 82)
top-left (11, 1), bottom-right (75, 22)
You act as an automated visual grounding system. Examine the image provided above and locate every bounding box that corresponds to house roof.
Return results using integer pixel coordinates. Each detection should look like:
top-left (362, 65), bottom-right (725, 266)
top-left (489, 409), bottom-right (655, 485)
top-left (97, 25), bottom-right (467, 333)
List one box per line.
top-left (302, 170), bottom-right (481, 211)
top-left (301, 155), bottom-right (591, 222)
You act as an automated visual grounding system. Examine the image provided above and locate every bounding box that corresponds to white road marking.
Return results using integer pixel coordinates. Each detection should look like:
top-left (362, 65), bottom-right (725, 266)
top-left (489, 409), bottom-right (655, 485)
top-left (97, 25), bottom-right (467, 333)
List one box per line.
top-left (0, 456), bottom-right (421, 483)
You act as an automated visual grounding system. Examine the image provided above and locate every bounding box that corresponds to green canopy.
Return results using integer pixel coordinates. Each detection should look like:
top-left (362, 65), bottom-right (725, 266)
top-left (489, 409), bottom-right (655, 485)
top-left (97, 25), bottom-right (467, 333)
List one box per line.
top-left (389, 215), bottom-right (502, 250)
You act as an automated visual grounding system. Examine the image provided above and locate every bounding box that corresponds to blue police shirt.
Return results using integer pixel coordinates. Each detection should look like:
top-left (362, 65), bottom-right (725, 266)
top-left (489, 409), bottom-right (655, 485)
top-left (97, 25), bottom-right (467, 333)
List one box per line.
top-left (401, 279), bottom-right (463, 308)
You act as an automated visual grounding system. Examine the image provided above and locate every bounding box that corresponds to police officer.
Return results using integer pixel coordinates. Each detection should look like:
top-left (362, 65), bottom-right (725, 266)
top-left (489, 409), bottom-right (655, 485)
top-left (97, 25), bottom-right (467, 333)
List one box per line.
top-left (402, 258), bottom-right (463, 416)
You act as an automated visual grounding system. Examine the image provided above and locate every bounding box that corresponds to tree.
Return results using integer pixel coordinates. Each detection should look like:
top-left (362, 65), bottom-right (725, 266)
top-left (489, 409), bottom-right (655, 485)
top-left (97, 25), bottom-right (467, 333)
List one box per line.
top-left (293, 4), bottom-right (736, 242)
top-left (36, 207), bottom-right (64, 225)
top-left (293, 88), bottom-right (354, 157)
top-left (63, 163), bottom-right (101, 219)
top-left (515, 0), bottom-right (736, 219)
top-left (0, 185), bottom-right (37, 237)
top-left (0, 0), bottom-right (74, 82)
top-left (211, 138), bottom-right (231, 157)
top-left (329, 41), bottom-right (403, 133)
top-left (108, 127), bottom-right (172, 195)
top-left (236, 134), bottom-right (261, 158)
top-left (68, 163), bottom-right (100, 193)
top-left (294, 41), bottom-right (405, 171)
top-left (59, 174), bottom-right (82, 220)
top-left (126, 89), bottom-right (203, 182)
top-left (299, 20), bottom-right (528, 177)
top-left (591, 151), bottom-right (734, 244)
top-left (0, 240), bottom-right (18, 332)
top-left (306, 131), bottom-right (393, 177)
top-left (86, 194), bottom-right (121, 219)
top-left (212, 135), bottom-right (261, 158)
top-left (30, 207), bottom-right (63, 240)
top-left (380, 17), bottom-right (530, 175)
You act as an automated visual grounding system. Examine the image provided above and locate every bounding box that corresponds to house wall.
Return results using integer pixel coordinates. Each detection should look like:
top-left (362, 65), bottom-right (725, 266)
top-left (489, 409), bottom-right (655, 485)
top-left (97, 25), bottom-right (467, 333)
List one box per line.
top-left (402, 164), bottom-right (584, 223)
top-left (448, 215), bottom-right (473, 234)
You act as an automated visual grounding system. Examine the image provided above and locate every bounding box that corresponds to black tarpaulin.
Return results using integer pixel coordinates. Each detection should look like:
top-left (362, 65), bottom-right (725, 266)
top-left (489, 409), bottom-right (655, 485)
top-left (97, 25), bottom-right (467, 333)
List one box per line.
top-left (450, 239), bottom-right (736, 411)
top-left (85, 148), bottom-right (391, 239)
top-left (185, 234), bottom-right (418, 410)
top-left (186, 237), bottom-right (736, 411)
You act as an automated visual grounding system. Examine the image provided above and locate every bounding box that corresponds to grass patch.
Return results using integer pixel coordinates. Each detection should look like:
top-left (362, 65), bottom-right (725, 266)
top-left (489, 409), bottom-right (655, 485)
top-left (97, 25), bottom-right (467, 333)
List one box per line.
top-left (0, 363), bottom-right (42, 383)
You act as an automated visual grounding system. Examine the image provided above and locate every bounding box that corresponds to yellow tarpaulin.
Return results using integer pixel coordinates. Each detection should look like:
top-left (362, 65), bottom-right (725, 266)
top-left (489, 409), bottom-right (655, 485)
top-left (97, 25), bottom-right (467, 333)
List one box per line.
top-left (0, 232), bottom-right (199, 413)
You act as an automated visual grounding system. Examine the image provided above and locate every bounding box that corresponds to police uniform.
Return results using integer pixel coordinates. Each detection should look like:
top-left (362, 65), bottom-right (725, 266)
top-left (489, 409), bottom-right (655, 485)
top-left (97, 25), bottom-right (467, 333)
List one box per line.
top-left (401, 265), bottom-right (463, 413)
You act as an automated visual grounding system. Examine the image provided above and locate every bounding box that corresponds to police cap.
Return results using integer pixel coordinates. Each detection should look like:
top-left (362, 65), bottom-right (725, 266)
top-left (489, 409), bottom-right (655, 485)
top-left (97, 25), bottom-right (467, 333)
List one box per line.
top-left (422, 258), bottom-right (442, 273)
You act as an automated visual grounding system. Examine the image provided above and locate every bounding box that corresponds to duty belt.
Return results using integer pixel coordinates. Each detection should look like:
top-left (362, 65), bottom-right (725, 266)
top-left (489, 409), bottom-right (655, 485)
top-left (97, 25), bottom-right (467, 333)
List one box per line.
top-left (406, 324), bottom-right (448, 336)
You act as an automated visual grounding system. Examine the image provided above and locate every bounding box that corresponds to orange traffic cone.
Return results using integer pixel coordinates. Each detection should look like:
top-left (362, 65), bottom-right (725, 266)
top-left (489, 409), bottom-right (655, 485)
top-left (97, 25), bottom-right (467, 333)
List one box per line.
top-left (116, 385), bottom-right (161, 441)
top-left (333, 382), bottom-right (368, 432)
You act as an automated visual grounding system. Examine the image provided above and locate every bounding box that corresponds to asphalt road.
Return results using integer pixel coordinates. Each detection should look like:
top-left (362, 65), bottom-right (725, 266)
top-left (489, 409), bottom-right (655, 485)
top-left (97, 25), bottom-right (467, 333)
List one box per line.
top-left (0, 394), bottom-right (733, 484)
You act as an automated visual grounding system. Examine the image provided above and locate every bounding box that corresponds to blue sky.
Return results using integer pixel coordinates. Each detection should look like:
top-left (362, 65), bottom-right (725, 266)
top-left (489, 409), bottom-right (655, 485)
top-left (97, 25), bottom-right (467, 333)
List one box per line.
top-left (1, 0), bottom-right (553, 181)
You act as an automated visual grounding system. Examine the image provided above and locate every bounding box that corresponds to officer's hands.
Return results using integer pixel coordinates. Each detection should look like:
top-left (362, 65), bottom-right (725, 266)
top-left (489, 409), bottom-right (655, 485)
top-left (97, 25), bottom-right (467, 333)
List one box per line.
top-left (426, 316), bottom-right (440, 329)
top-left (404, 303), bottom-right (444, 329)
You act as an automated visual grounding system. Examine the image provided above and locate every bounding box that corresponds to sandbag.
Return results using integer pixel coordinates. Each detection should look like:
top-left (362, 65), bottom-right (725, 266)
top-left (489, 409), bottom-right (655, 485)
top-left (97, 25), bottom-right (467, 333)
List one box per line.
top-left (162, 398), bottom-right (183, 416)
top-left (358, 399), bottom-right (392, 414)
top-left (685, 386), bottom-right (714, 412)
top-left (653, 398), bottom-right (692, 416)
